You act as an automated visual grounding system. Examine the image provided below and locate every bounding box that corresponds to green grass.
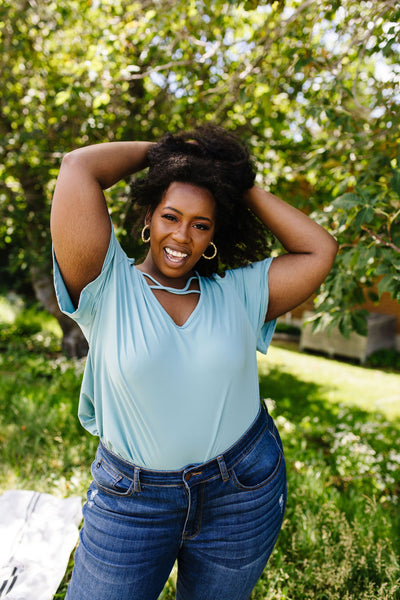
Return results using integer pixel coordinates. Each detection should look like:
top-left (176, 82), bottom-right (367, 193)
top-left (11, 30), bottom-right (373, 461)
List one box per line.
top-left (0, 297), bottom-right (96, 496)
top-left (1, 298), bottom-right (399, 599)
top-left (264, 342), bottom-right (400, 420)
top-left (254, 343), bottom-right (400, 600)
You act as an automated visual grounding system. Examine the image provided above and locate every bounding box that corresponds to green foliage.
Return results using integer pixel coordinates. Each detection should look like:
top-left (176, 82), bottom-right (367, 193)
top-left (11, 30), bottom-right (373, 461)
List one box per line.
top-left (275, 321), bottom-right (301, 336)
top-left (313, 164), bottom-right (400, 333)
top-left (0, 0), bottom-right (399, 334)
top-left (367, 348), bottom-right (400, 372)
top-left (0, 299), bottom-right (62, 354)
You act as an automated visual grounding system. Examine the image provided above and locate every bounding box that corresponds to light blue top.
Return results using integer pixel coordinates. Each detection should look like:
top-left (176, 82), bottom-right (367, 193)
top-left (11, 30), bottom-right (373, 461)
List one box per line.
top-left (53, 226), bottom-right (276, 470)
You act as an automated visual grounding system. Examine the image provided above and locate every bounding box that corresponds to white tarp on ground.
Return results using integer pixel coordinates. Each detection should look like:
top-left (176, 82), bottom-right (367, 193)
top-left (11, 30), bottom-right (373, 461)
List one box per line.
top-left (0, 490), bottom-right (82, 599)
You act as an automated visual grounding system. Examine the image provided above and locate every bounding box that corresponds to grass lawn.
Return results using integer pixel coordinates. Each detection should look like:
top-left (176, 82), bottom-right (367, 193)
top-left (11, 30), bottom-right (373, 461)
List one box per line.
top-left (254, 342), bottom-right (400, 600)
top-left (263, 342), bottom-right (400, 420)
top-left (0, 299), bottom-right (399, 599)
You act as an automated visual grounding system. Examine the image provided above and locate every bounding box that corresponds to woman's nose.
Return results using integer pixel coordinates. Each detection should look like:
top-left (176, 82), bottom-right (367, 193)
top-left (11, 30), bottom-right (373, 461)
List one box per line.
top-left (172, 222), bottom-right (191, 242)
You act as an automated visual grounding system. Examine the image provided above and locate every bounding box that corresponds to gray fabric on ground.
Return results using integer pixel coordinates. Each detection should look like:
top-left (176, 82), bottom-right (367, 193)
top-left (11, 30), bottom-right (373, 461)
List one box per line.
top-left (0, 490), bottom-right (82, 599)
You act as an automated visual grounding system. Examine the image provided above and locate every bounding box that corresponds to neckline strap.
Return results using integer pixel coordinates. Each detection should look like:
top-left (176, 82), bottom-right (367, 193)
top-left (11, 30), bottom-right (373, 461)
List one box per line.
top-left (142, 273), bottom-right (201, 295)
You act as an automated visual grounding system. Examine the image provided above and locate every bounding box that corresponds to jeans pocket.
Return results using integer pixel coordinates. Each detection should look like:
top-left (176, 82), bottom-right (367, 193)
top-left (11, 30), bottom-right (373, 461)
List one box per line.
top-left (91, 457), bottom-right (135, 497)
top-left (230, 425), bottom-right (283, 491)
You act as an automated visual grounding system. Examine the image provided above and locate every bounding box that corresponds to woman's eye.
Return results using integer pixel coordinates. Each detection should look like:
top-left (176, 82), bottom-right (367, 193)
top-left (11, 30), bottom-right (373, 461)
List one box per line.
top-left (194, 223), bottom-right (210, 231)
top-left (162, 214), bottom-right (177, 222)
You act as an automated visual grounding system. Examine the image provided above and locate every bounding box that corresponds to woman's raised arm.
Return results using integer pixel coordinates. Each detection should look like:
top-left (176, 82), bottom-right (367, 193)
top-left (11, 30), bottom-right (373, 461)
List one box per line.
top-left (50, 141), bottom-right (153, 307)
top-left (244, 186), bottom-right (338, 321)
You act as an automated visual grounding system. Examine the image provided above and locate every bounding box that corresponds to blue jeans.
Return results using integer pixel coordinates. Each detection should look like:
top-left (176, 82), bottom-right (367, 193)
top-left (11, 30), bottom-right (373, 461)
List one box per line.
top-left (66, 405), bottom-right (287, 600)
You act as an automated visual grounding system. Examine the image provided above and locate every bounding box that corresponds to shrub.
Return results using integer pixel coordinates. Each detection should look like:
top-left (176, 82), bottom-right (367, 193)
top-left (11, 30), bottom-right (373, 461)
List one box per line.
top-left (366, 349), bottom-right (400, 372)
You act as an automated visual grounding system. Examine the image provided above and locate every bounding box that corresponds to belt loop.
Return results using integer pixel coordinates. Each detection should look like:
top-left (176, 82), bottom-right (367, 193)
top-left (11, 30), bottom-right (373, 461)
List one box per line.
top-left (217, 456), bottom-right (229, 482)
top-left (134, 466), bottom-right (142, 493)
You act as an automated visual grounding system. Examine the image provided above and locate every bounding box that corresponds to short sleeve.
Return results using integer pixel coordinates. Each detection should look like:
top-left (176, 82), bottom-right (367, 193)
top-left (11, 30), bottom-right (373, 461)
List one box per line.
top-left (52, 225), bottom-right (123, 337)
top-left (223, 258), bottom-right (277, 354)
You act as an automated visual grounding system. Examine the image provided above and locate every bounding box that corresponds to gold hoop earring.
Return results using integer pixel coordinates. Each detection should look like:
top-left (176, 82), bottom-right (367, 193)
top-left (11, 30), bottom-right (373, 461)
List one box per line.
top-left (202, 241), bottom-right (217, 260)
top-left (141, 225), bottom-right (150, 243)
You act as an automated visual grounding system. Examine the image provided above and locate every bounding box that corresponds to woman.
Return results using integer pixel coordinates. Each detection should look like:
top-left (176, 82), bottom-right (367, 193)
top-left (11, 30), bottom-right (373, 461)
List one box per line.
top-left (51, 126), bottom-right (337, 600)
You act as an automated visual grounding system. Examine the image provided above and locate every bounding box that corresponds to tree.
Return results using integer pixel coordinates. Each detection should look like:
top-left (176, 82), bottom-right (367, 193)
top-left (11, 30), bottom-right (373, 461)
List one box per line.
top-left (0, 0), bottom-right (398, 354)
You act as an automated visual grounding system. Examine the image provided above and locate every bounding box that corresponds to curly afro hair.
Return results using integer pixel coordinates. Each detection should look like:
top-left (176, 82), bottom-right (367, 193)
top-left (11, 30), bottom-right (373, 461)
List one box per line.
top-left (129, 124), bottom-right (272, 276)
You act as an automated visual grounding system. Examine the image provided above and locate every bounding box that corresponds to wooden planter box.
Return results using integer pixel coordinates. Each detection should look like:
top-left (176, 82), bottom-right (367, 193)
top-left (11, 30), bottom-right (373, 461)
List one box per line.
top-left (299, 311), bottom-right (396, 364)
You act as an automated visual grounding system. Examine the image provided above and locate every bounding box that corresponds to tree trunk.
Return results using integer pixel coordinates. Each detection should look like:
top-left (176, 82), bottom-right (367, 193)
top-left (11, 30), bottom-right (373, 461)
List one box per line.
top-left (30, 264), bottom-right (88, 358)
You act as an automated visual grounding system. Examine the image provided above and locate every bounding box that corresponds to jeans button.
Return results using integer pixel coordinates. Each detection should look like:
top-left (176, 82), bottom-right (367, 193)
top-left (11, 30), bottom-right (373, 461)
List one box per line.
top-left (184, 471), bottom-right (202, 481)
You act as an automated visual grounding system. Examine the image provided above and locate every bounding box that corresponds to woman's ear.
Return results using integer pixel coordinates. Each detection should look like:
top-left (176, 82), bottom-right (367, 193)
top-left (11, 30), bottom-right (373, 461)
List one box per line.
top-left (145, 209), bottom-right (152, 226)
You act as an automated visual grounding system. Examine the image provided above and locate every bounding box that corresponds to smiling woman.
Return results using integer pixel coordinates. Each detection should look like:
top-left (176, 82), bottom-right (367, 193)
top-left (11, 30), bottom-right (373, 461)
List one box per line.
top-left (50, 124), bottom-right (337, 600)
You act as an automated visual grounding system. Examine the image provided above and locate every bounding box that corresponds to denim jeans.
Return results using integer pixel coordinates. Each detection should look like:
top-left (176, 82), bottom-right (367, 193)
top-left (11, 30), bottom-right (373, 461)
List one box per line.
top-left (66, 405), bottom-right (287, 600)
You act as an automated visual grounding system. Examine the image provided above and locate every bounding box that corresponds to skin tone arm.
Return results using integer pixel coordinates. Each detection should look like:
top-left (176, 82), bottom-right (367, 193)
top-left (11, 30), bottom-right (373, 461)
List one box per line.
top-left (243, 186), bottom-right (338, 321)
top-left (50, 141), bottom-right (154, 307)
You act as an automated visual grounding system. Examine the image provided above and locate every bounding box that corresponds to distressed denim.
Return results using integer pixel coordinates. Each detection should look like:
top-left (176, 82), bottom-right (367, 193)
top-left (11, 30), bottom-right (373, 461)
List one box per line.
top-left (66, 405), bottom-right (287, 600)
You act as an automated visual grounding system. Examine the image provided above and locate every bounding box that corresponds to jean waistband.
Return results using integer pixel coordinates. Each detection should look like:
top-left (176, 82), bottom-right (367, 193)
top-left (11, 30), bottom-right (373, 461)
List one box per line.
top-left (96, 403), bottom-right (272, 488)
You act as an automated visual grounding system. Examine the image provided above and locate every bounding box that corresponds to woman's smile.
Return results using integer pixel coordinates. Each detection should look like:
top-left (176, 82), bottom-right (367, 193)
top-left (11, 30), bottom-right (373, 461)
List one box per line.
top-left (164, 246), bottom-right (189, 264)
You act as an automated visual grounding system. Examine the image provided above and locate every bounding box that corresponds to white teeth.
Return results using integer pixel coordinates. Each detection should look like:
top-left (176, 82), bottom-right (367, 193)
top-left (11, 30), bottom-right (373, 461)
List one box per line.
top-left (165, 247), bottom-right (188, 259)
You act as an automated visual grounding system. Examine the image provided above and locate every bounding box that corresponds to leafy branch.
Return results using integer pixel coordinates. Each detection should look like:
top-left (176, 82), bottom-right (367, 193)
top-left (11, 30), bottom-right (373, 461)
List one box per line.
top-left (361, 225), bottom-right (400, 254)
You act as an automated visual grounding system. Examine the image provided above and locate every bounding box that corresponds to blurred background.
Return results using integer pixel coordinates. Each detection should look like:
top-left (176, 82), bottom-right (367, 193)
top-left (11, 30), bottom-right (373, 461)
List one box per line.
top-left (0, 0), bottom-right (399, 358)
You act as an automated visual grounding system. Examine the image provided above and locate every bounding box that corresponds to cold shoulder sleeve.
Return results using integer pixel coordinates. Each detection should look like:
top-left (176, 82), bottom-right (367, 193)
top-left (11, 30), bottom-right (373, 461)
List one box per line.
top-left (222, 257), bottom-right (276, 354)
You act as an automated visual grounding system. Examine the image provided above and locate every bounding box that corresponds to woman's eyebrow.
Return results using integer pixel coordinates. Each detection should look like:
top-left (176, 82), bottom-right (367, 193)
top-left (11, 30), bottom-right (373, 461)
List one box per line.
top-left (163, 206), bottom-right (212, 222)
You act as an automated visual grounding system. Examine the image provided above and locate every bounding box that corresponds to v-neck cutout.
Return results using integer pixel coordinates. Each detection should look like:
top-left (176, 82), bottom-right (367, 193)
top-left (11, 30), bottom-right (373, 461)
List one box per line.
top-left (136, 268), bottom-right (202, 328)
top-left (142, 272), bottom-right (201, 295)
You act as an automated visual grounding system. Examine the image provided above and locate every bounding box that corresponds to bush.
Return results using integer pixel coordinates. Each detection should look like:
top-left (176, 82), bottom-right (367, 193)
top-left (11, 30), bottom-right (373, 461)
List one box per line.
top-left (275, 322), bottom-right (301, 336)
top-left (366, 349), bottom-right (400, 372)
top-left (0, 299), bottom-right (61, 355)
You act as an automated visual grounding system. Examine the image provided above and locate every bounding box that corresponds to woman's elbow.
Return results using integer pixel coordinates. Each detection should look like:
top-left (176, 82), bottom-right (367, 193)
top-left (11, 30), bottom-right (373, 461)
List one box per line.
top-left (328, 235), bottom-right (339, 263)
top-left (320, 235), bottom-right (339, 275)
top-left (59, 149), bottom-right (82, 171)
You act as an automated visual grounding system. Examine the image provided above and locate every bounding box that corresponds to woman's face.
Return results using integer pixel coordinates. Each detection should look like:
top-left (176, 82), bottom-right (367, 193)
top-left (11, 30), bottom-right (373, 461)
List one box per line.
top-left (142, 182), bottom-right (216, 283)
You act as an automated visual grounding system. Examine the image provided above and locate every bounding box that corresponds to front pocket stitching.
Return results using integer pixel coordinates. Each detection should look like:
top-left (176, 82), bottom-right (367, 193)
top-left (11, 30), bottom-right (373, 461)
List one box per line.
top-left (230, 450), bottom-right (283, 491)
top-left (230, 422), bottom-right (282, 471)
top-left (96, 458), bottom-right (124, 482)
top-left (94, 480), bottom-right (135, 497)
top-left (92, 459), bottom-right (135, 497)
